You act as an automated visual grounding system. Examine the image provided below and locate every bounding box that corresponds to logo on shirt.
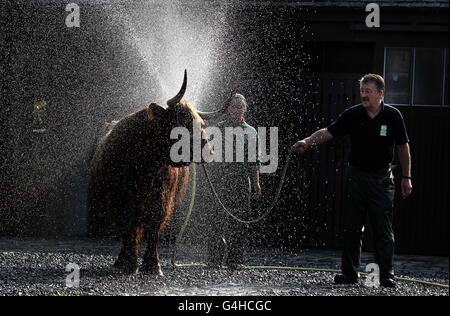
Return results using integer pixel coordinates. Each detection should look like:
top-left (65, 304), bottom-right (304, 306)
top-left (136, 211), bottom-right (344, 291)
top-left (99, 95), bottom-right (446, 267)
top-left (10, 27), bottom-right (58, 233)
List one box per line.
top-left (380, 125), bottom-right (387, 136)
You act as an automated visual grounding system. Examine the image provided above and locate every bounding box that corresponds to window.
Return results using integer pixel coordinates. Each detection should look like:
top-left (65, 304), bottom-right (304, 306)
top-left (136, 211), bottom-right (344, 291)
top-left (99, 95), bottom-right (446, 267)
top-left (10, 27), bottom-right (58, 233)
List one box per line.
top-left (384, 47), bottom-right (448, 107)
top-left (444, 49), bottom-right (449, 106)
top-left (384, 48), bottom-right (412, 105)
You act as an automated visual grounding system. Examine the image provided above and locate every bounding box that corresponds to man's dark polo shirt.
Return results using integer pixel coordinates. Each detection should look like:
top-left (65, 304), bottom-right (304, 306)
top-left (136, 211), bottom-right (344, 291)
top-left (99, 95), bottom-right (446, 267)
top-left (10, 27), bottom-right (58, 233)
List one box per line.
top-left (327, 102), bottom-right (409, 173)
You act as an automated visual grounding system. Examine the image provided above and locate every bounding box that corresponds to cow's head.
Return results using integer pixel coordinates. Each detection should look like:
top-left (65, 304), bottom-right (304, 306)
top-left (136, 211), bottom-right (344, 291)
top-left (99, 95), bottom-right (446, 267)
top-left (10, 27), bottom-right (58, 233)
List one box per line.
top-left (147, 70), bottom-right (224, 167)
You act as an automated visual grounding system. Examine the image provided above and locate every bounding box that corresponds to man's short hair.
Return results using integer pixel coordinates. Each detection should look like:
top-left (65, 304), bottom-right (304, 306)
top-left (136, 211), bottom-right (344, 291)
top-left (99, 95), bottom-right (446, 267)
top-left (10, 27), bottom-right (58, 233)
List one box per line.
top-left (359, 74), bottom-right (385, 93)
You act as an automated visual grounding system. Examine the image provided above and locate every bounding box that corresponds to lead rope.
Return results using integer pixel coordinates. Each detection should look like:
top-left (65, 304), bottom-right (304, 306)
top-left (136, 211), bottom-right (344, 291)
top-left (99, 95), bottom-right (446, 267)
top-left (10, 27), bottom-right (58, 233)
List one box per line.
top-left (202, 150), bottom-right (293, 224)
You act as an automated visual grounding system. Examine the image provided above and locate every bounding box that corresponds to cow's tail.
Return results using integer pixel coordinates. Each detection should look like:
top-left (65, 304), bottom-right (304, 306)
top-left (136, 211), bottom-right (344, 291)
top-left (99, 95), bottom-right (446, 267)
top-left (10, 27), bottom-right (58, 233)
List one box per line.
top-left (158, 167), bottom-right (180, 234)
top-left (175, 166), bottom-right (190, 205)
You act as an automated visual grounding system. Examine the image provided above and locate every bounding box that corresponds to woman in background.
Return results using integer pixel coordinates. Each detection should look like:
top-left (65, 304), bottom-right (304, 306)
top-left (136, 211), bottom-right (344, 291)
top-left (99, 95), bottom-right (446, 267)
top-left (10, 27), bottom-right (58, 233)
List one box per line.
top-left (207, 93), bottom-right (262, 269)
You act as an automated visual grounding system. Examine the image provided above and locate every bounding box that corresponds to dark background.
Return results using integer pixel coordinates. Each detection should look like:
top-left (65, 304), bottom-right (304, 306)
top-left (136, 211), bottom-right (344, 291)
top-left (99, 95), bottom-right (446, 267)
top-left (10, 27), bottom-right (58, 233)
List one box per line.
top-left (1, 0), bottom-right (448, 255)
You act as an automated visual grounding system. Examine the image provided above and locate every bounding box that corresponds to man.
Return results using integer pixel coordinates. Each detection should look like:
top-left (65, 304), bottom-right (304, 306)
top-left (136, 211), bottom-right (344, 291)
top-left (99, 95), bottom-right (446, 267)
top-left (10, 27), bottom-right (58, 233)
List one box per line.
top-left (292, 74), bottom-right (412, 287)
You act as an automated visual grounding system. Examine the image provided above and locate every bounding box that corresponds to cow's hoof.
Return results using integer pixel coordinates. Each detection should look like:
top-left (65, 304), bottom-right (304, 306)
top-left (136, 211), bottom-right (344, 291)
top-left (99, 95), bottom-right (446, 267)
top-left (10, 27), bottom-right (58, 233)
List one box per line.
top-left (113, 261), bottom-right (138, 275)
top-left (141, 263), bottom-right (163, 276)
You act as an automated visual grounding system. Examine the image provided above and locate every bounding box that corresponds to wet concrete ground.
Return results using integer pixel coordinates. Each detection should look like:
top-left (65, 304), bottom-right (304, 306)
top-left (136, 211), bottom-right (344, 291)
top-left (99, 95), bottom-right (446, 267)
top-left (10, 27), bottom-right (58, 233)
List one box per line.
top-left (0, 238), bottom-right (448, 296)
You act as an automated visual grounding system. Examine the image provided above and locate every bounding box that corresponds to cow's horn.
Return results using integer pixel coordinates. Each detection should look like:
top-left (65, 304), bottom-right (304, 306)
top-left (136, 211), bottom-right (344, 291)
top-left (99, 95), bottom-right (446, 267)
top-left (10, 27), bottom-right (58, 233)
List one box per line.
top-left (196, 107), bottom-right (227, 120)
top-left (167, 69), bottom-right (187, 106)
top-left (197, 93), bottom-right (234, 120)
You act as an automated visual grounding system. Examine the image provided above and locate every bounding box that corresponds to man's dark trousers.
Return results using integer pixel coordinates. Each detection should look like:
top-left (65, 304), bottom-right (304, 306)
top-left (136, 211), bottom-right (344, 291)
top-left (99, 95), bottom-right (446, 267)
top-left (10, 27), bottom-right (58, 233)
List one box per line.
top-left (342, 166), bottom-right (395, 280)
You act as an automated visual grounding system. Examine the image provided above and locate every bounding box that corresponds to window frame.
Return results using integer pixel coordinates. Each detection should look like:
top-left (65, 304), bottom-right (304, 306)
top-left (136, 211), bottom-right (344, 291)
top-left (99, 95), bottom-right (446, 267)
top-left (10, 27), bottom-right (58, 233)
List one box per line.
top-left (383, 47), bottom-right (449, 108)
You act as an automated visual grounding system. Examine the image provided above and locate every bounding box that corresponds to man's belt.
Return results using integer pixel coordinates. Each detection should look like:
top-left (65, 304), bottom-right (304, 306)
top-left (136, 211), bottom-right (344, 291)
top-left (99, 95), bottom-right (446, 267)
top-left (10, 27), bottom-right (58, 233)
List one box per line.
top-left (349, 164), bottom-right (393, 179)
